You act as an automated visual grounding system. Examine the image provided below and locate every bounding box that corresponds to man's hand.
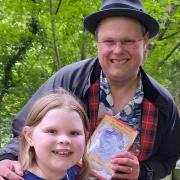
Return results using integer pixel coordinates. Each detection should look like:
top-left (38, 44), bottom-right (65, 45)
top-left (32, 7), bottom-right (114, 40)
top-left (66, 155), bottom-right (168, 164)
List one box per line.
top-left (0, 160), bottom-right (24, 180)
top-left (111, 151), bottom-right (139, 180)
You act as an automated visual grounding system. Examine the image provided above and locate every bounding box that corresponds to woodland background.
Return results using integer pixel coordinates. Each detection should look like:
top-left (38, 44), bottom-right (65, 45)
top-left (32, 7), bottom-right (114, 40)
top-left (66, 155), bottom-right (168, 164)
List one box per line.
top-left (0, 0), bottom-right (179, 147)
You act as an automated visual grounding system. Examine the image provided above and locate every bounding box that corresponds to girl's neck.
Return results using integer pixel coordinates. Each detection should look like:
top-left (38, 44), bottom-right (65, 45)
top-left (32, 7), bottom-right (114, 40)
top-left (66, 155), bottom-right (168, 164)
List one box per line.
top-left (28, 165), bottom-right (67, 180)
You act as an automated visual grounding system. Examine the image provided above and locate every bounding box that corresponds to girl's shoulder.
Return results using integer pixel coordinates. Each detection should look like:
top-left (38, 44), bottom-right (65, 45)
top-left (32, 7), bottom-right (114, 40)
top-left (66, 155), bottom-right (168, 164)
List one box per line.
top-left (67, 165), bottom-right (81, 179)
top-left (23, 170), bottom-right (45, 180)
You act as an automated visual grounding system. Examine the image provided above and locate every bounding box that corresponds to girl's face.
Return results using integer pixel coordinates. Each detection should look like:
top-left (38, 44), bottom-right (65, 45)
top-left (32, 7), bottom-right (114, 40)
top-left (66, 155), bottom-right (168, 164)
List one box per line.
top-left (24, 108), bottom-right (86, 179)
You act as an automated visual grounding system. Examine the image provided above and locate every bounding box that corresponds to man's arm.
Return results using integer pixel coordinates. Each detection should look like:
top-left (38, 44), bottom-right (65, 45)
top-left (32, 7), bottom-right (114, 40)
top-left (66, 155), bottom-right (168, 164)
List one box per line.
top-left (0, 138), bottom-right (19, 160)
top-left (140, 104), bottom-right (180, 180)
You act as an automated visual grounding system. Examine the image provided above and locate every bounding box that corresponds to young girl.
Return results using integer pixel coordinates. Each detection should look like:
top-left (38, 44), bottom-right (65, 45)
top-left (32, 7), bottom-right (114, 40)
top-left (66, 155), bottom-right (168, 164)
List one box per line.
top-left (18, 88), bottom-right (90, 180)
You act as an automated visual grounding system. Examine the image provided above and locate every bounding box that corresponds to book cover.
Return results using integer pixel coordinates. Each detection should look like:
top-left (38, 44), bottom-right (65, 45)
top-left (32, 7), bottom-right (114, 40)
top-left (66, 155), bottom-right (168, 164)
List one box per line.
top-left (87, 114), bottom-right (138, 179)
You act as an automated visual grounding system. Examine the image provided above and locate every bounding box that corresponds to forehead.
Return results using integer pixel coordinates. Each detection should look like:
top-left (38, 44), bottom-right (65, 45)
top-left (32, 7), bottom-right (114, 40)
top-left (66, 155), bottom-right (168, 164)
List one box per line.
top-left (36, 108), bottom-right (84, 128)
top-left (96, 16), bottom-right (143, 37)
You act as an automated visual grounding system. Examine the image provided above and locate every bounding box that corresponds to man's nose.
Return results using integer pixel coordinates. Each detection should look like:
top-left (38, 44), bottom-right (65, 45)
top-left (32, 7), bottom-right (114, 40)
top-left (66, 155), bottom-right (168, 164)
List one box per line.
top-left (113, 42), bottom-right (124, 53)
top-left (57, 135), bottom-right (71, 145)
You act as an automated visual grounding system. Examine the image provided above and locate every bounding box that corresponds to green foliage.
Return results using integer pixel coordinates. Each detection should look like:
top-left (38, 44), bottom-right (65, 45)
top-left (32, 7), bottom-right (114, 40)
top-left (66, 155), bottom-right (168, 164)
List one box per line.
top-left (0, 0), bottom-right (179, 146)
top-left (144, 0), bottom-right (180, 96)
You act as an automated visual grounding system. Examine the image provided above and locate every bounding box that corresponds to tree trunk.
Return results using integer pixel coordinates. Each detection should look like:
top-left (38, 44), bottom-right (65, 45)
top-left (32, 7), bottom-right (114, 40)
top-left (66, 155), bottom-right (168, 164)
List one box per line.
top-left (175, 94), bottom-right (180, 114)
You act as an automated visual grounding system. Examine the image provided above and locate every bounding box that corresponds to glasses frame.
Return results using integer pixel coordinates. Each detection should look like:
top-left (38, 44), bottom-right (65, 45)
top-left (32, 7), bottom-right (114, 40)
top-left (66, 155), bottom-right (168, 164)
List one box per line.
top-left (97, 37), bottom-right (144, 49)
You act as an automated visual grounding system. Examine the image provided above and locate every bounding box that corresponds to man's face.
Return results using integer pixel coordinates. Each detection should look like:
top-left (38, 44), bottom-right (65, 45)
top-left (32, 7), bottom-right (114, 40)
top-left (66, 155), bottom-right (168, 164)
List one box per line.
top-left (96, 17), bottom-right (148, 84)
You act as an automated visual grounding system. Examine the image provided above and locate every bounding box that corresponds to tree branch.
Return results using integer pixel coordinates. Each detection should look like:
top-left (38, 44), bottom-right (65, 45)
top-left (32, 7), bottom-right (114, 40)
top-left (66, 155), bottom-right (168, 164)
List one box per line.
top-left (0, 39), bottom-right (33, 103)
top-left (151, 42), bottom-right (180, 76)
top-left (0, 17), bottom-right (39, 105)
top-left (146, 5), bottom-right (178, 57)
top-left (55, 0), bottom-right (62, 15)
top-left (160, 30), bottom-right (180, 40)
top-left (50, 0), bottom-right (60, 69)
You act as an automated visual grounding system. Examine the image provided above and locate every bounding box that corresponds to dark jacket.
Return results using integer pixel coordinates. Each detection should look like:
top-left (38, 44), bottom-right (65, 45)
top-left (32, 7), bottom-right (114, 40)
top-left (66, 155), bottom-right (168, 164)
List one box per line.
top-left (0, 57), bottom-right (180, 180)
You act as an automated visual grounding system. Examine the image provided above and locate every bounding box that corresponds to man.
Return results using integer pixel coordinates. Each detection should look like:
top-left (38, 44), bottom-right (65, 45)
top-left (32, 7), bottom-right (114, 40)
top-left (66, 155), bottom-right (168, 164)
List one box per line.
top-left (0, 0), bottom-right (180, 179)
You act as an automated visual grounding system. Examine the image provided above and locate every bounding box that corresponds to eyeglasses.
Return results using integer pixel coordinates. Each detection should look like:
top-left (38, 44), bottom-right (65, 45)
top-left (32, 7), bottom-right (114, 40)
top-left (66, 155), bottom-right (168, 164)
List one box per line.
top-left (97, 38), bottom-right (143, 48)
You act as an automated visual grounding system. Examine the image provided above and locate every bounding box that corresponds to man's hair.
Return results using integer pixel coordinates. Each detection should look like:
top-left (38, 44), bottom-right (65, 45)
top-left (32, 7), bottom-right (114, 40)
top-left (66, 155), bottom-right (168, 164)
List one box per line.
top-left (19, 88), bottom-right (90, 179)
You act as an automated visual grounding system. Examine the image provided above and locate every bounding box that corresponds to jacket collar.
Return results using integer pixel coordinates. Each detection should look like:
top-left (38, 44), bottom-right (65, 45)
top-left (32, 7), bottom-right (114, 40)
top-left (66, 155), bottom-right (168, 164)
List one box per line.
top-left (140, 67), bottom-right (158, 104)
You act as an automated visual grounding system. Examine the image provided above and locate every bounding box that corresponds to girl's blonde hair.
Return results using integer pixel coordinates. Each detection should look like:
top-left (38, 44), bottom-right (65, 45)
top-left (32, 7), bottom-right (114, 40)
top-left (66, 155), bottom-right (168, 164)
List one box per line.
top-left (19, 88), bottom-right (90, 179)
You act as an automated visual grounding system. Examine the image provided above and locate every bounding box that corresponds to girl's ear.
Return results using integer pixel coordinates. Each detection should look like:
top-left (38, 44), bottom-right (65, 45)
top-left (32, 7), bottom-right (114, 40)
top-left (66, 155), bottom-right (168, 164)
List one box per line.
top-left (23, 126), bottom-right (34, 146)
top-left (85, 131), bottom-right (90, 140)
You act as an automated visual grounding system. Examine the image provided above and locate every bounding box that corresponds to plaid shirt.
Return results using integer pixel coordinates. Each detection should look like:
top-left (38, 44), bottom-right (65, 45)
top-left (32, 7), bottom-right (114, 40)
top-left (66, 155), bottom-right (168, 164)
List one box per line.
top-left (88, 80), bottom-right (158, 161)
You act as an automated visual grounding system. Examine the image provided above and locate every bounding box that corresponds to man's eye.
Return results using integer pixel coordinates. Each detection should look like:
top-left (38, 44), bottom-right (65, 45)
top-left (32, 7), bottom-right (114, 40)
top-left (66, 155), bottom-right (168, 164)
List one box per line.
top-left (123, 40), bottom-right (135, 45)
top-left (104, 40), bottom-right (115, 45)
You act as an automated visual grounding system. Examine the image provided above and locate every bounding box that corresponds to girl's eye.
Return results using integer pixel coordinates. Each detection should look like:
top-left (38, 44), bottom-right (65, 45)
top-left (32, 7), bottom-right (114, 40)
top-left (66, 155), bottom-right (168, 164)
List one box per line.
top-left (70, 131), bottom-right (80, 136)
top-left (47, 129), bottom-right (57, 134)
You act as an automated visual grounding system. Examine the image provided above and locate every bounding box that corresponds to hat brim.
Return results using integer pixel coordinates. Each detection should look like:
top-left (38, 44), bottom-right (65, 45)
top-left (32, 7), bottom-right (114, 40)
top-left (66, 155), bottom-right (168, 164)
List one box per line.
top-left (84, 8), bottom-right (159, 38)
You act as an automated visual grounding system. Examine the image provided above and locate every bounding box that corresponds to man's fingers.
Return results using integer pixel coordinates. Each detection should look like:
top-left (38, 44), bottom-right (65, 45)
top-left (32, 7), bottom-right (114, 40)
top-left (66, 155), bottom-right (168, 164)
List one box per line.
top-left (12, 162), bottom-right (23, 176)
top-left (0, 160), bottom-right (24, 180)
top-left (0, 167), bottom-right (23, 180)
top-left (1, 169), bottom-right (24, 180)
top-left (112, 151), bottom-right (135, 160)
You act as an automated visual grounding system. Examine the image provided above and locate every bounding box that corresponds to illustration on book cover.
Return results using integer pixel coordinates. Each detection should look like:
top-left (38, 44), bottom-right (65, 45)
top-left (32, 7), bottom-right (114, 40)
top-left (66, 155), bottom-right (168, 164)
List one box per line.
top-left (87, 114), bottom-right (138, 179)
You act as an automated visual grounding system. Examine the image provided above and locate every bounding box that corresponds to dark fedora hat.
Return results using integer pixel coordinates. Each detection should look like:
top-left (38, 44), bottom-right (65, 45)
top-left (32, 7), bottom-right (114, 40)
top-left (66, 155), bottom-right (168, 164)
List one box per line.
top-left (84, 0), bottom-right (159, 38)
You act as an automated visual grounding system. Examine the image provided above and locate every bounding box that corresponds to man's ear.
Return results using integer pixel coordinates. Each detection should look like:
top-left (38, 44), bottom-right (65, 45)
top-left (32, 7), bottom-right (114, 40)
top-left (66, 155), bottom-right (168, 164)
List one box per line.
top-left (23, 126), bottom-right (34, 146)
top-left (143, 32), bottom-right (149, 48)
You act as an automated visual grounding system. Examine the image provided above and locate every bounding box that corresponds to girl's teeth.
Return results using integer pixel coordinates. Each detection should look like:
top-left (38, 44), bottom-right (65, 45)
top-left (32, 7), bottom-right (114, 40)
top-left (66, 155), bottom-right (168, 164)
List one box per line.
top-left (58, 152), bottom-right (69, 155)
top-left (53, 151), bottom-right (72, 155)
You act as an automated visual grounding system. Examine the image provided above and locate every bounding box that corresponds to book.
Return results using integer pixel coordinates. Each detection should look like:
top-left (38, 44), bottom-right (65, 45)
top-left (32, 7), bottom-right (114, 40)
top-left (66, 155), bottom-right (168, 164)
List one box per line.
top-left (87, 114), bottom-right (138, 179)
